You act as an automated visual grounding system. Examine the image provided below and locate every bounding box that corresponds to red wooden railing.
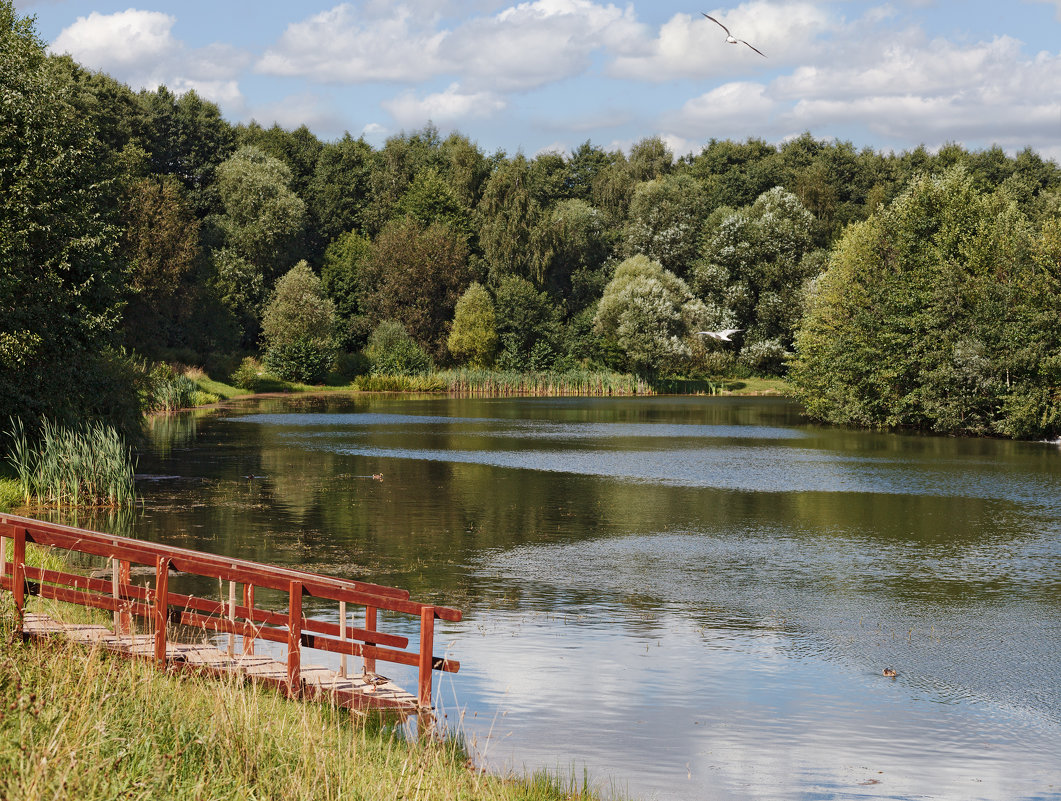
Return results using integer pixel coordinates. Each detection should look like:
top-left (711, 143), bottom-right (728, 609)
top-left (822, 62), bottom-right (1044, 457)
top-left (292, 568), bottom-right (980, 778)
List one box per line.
top-left (0, 513), bottom-right (460, 710)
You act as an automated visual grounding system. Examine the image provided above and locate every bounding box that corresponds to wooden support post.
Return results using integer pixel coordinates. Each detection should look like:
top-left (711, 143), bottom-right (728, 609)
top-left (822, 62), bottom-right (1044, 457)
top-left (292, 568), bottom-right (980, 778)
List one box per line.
top-left (0, 535), bottom-right (6, 588)
top-left (118, 559), bottom-right (132, 634)
top-left (364, 606), bottom-right (377, 675)
top-left (227, 581), bottom-right (236, 656)
top-left (111, 559), bottom-right (120, 636)
top-left (12, 527), bottom-right (26, 630)
top-left (287, 581), bottom-right (302, 698)
top-left (154, 556), bottom-right (170, 664)
top-left (339, 600), bottom-right (348, 678)
top-left (418, 606), bottom-right (435, 709)
top-left (242, 584), bottom-right (255, 655)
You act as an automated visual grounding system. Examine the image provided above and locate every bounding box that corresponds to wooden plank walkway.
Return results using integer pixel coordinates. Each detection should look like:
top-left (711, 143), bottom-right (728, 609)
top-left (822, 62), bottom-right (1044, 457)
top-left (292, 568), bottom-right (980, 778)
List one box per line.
top-left (2, 513), bottom-right (461, 719)
top-left (20, 612), bottom-right (419, 712)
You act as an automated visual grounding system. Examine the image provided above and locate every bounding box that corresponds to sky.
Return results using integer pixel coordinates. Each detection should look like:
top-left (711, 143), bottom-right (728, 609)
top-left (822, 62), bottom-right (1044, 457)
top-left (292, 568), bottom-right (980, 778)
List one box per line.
top-left (14, 0), bottom-right (1061, 161)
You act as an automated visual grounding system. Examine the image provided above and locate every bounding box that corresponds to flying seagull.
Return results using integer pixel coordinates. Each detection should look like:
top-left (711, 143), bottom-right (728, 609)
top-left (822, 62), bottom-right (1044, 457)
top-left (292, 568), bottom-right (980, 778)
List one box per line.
top-left (697, 329), bottom-right (742, 342)
top-left (702, 13), bottom-right (766, 57)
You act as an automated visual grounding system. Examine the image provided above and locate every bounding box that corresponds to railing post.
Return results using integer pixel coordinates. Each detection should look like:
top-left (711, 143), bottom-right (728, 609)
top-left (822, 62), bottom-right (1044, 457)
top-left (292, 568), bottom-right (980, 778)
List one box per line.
top-left (242, 584), bottom-right (255, 656)
top-left (287, 581), bottom-right (302, 698)
top-left (418, 606), bottom-right (435, 709)
top-left (364, 605), bottom-right (377, 675)
top-left (153, 556), bottom-right (170, 664)
top-left (339, 600), bottom-right (348, 678)
top-left (12, 527), bottom-right (26, 631)
top-left (227, 581), bottom-right (236, 656)
top-left (118, 559), bottom-right (132, 634)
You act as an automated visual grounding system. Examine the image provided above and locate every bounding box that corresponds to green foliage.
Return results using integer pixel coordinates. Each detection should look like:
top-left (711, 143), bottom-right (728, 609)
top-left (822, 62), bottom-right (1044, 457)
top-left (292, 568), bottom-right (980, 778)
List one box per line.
top-left (6, 417), bottom-right (136, 507)
top-left (230, 357), bottom-right (286, 393)
top-left (594, 255), bottom-right (709, 372)
top-left (264, 339), bottom-right (335, 384)
top-left (692, 186), bottom-right (821, 361)
top-left (365, 321), bottom-right (432, 377)
top-left (216, 145), bottom-right (306, 279)
top-left (261, 261), bottom-right (338, 348)
top-left (494, 277), bottom-right (560, 371)
top-left (321, 231), bottom-right (372, 350)
top-left (0, 3), bottom-right (130, 433)
top-left (792, 167), bottom-right (1061, 438)
top-left (624, 172), bottom-right (706, 276)
top-left (448, 283), bottom-right (498, 367)
top-left (359, 217), bottom-right (473, 362)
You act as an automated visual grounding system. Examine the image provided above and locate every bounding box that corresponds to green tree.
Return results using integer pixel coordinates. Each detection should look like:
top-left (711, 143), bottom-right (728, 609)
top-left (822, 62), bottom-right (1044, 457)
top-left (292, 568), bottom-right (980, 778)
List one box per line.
top-left (448, 283), bottom-right (498, 367)
top-left (320, 231), bottom-right (372, 349)
top-left (261, 261), bottom-right (338, 383)
top-left (359, 217), bottom-right (473, 362)
top-left (624, 173), bottom-right (706, 276)
top-left (216, 146), bottom-right (306, 281)
top-left (308, 133), bottom-right (373, 245)
top-left (120, 176), bottom-right (202, 355)
top-left (691, 186), bottom-right (820, 370)
top-left (494, 276), bottom-right (560, 371)
top-left (628, 136), bottom-right (673, 182)
top-left (0, 2), bottom-right (133, 431)
top-left (478, 154), bottom-right (548, 285)
top-left (139, 86), bottom-right (236, 216)
top-left (792, 168), bottom-right (1061, 437)
top-left (594, 255), bottom-right (709, 372)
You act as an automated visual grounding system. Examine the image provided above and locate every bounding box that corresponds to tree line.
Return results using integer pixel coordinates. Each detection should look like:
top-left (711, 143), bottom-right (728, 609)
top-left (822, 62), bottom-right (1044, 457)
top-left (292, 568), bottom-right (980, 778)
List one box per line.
top-left (2, 1), bottom-right (1060, 440)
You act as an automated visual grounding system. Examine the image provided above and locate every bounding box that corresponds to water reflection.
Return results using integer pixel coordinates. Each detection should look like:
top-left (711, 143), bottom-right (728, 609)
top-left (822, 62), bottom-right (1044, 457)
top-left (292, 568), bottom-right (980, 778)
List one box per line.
top-left (75, 395), bottom-right (1061, 800)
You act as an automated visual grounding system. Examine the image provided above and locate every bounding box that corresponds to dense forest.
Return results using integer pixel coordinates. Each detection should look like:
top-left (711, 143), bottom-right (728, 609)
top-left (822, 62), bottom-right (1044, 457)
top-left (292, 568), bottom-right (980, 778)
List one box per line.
top-left (3, 2), bottom-right (1060, 441)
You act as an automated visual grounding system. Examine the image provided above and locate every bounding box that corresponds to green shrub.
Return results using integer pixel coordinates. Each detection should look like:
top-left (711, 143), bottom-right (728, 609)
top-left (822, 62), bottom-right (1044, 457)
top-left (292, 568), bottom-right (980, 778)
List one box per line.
top-left (264, 339), bottom-right (335, 384)
top-left (365, 321), bottom-right (432, 376)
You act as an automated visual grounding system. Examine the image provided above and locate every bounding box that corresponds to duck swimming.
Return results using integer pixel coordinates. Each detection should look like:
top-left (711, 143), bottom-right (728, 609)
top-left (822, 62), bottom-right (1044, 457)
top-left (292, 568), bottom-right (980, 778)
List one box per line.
top-left (883, 667), bottom-right (897, 677)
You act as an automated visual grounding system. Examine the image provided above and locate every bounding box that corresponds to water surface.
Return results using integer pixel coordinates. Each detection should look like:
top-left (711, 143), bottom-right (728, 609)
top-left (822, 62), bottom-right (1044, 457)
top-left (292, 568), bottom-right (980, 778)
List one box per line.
top-left (90, 395), bottom-right (1061, 800)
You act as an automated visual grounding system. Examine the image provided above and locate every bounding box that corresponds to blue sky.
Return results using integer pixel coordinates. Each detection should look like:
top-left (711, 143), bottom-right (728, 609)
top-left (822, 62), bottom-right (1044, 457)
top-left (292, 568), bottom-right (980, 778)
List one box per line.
top-left (15, 0), bottom-right (1061, 161)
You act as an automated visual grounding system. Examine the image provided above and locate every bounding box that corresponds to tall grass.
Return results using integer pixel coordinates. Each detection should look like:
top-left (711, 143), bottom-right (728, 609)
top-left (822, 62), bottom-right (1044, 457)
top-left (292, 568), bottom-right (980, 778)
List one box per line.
top-left (6, 418), bottom-right (136, 508)
top-left (0, 605), bottom-right (609, 801)
top-left (438, 368), bottom-right (721, 397)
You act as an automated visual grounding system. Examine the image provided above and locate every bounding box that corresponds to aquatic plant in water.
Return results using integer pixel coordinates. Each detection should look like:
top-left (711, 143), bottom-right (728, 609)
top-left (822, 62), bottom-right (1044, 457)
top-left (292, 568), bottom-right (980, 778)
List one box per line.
top-left (6, 417), bottom-right (136, 508)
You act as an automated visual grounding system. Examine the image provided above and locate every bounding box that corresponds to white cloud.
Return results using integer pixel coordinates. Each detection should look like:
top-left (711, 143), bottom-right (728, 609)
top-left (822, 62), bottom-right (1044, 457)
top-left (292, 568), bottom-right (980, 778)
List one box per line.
top-left (382, 82), bottom-right (507, 126)
top-left (256, 4), bottom-right (448, 83)
top-left (49, 9), bottom-right (248, 109)
top-left (247, 94), bottom-right (351, 135)
top-left (51, 9), bottom-right (180, 74)
top-left (608, 2), bottom-right (832, 81)
top-left (667, 81), bottom-right (777, 138)
top-left (446, 0), bottom-right (642, 91)
top-left (258, 0), bottom-right (641, 91)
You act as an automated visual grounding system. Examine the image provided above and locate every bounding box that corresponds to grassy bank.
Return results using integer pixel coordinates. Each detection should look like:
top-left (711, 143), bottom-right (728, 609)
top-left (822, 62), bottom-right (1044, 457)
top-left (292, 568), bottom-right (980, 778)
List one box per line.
top-left (0, 568), bottom-right (604, 801)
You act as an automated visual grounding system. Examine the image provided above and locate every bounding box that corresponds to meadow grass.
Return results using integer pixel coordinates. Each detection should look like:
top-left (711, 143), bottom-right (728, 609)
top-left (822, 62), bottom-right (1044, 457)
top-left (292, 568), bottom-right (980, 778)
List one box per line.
top-left (6, 418), bottom-right (136, 508)
top-left (0, 478), bottom-right (20, 513)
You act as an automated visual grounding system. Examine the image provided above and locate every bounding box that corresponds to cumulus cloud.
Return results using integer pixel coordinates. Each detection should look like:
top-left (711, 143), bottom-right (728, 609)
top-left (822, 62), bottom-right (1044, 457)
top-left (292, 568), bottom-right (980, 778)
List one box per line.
top-left (382, 83), bottom-right (506, 126)
top-left (49, 9), bottom-right (249, 109)
top-left (258, 0), bottom-right (642, 91)
top-left (666, 82), bottom-right (777, 139)
top-left (609, 2), bottom-right (832, 81)
top-left (256, 5), bottom-right (448, 83)
top-left (51, 9), bottom-right (181, 74)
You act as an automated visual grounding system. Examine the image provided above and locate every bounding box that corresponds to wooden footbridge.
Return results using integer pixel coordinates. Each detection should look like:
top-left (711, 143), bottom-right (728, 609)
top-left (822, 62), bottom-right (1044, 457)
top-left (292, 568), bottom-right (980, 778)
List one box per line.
top-left (0, 513), bottom-right (460, 717)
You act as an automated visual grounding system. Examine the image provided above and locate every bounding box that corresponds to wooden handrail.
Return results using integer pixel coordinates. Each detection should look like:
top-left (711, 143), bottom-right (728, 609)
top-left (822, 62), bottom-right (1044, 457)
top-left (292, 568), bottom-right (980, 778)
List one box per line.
top-left (0, 513), bottom-right (460, 709)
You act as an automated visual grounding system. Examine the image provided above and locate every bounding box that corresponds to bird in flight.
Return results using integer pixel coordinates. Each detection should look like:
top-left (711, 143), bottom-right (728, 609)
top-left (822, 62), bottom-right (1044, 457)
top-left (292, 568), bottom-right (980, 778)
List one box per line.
top-left (698, 329), bottom-right (742, 342)
top-left (702, 13), bottom-right (766, 57)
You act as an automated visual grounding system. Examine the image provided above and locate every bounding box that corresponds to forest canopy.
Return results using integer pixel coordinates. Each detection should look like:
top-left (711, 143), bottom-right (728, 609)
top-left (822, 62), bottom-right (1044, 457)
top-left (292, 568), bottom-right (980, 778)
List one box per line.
top-left (2, 1), bottom-right (1060, 439)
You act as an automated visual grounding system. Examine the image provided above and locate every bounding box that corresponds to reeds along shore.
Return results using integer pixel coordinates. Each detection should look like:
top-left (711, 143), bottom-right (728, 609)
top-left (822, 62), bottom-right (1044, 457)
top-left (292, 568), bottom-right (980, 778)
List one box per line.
top-left (437, 369), bottom-right (721, 397)
top-left (5, 418), bottom-right (136, 508)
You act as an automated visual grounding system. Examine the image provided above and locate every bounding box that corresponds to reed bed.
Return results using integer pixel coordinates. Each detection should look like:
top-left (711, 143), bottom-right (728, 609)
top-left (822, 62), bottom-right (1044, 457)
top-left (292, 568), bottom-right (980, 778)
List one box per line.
top-left (355, 374), bottom-right (450, 392)
top-left (6, 418), bottom-right (136, 508)
top-left (438, 369), bottom-right (721, 397)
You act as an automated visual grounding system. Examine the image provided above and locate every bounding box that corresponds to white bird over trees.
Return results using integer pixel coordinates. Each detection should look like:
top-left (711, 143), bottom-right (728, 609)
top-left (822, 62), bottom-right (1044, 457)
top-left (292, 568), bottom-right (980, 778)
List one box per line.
top-left (697, 329), bottom-right (743, 342)
top-left (702, 13), bottom-right (766, 57)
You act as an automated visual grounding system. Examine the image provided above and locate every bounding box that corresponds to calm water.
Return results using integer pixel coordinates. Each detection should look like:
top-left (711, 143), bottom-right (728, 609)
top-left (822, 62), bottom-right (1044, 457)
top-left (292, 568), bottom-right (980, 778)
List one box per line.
top-left (77, 395), bottom-right (1061, 799)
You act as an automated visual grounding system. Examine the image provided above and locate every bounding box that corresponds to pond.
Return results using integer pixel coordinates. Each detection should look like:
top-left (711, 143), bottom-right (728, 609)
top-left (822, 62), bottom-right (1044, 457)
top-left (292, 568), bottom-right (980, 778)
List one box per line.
top-left (78, 395), bottom-right (1061, 799)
